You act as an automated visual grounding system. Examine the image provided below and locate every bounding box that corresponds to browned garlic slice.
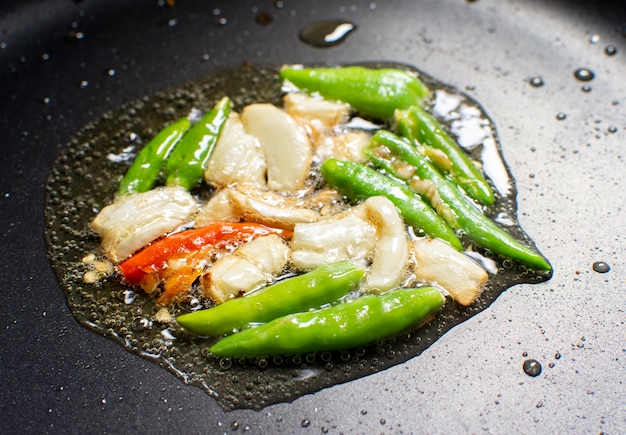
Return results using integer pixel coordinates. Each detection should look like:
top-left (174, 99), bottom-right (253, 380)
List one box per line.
top-left (202, 234), bottom-right (290, 303)
top-left (91, 186), bottom-right (198, 261)
top-left (194, 189), bottom-right (238, 227)
top-left (241, 103), bottom-right (312, 192)
top-left (204, 112), bottom-right (267, 188)
top-left (291, 204), bottom-right (376, 270)
top-left (362, 196), bottom-right (410, 293)
top-left (283, 92), bottom-right (350, 128)
top-left (410, 237), bottom-right (487, 306)
top-left (228, 184), bottom-right (321, 231)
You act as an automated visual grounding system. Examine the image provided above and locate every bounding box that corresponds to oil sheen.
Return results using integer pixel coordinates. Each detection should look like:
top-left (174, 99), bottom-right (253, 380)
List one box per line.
top-left (44, 63), bottom-right (551, 411)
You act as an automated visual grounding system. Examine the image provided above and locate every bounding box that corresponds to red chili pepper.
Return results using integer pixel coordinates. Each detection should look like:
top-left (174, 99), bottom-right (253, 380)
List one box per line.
top-left (119, 222), bottom-right (291, 285)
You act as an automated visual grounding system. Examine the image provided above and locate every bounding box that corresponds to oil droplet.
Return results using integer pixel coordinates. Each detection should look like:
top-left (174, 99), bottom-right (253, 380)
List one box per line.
top-left (40, 53), bottom-right (51, 62)
top-left (274, 0), bottom-right (284, 8)
top-left (79, 80), bottom-right (89, 89)
top-left (556, 112), bottom-right (567, 121)
top-left (529, 76), bottom-right (544, 87)
top-left (522, 359), bottom-right (542, 377)
top-left (256, 12), bottom-right (273, 25)
top-left (299, 20), bottom-right (357, 48)
top-left (573, 68), bottom-right (594, 82)
top-left (214, 17), bottom-right (228, 27)
top-left (65, 30), bottom-right (85, 43)
top-left (581, 85), bottom-right (592, 93)
top-left (589, 34), bottom-right (600, 44)
top-left (41, 97), bottom-right (51, 105)
top-left (106, 69), bottom-right (116, 77)
top-left (605, 46), bottom-right (617, 56)
top-left (554, 351), bottom-right (561, 360)
top-left (607, 126), bottom-right (618, 134)
top-left (592, 261), bottom-right (610, 273)
top-left (301, 419), bottom-right (311, 428)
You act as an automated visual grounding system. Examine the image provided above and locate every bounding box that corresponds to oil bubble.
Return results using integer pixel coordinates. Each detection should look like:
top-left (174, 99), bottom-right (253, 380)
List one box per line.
top-left (301, 419), bottom-right (311, 428)
top-left (592, 261), bottom-right (610, 273)
top-left (529, 76), bottom-right (544, 87)
top-left (589, 34), bottom-right (600, 44)
top-left (522, 359), bottom-right (542, 377)
top-left (65, 30), bottom-right (85, 43)
top-left (214, 17), bottom-right (228, 27)
top-left (573, 68), bottom-right (594, 82)
top-left (605, 46), bottom-right (617, 56)
top-left (556, 112), bottom-right (567, 121)
top-left (581, 85), bottom-right (592, 93)
top-left (607, 126), bottom-right (618, 134)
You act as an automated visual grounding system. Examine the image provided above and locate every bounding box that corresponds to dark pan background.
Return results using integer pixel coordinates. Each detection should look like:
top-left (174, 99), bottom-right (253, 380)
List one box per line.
top-left (1, 0), bottom-right (624, 433)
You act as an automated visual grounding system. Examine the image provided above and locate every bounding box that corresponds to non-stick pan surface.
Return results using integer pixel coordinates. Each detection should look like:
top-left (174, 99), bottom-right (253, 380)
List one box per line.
top-left (1, 0), bottom-right (624, 433)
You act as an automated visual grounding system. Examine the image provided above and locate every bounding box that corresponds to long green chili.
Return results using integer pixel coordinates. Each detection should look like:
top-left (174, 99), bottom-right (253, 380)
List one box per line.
top-left (210, 286), bottom-right (444, 357)
top-left (176, 261), bottom-right (365, 336)
top-left (320, 158), bottom-right (463, 250)
top-left (280, 66), bottom-right (430, 120)
top-left (117, 117), bottom-right (190, 196)
top-left (165, 96), bottom-right (231, 190)
top-left (367, 130), bottom-right (551, 270)
top-left (395, 106), bottom-right (495, 206)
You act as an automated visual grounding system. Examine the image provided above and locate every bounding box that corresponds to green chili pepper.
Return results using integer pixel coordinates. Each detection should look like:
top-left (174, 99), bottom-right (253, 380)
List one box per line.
top-left (320, 158), bottom-right (462, 250)
top-left (176, 261), bottom-right (365, 336)
top-left (165, 96), bottom-right (231, 190)
top-left (209, 286), bottom-right (444, 357)
top-left (368, 130), bottom-right (551, 270)
top-left (280, 66), bottom-right (430, 120)
top-left (117, 117), bottom-right (190, 196)
top-left (395, 106), bottom-right (495, 206)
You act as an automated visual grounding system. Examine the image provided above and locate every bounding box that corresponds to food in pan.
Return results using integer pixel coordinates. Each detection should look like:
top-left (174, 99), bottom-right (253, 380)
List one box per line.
top-left (46, 63), bottom-right (552, 409)
top-left (88, 65), bottom-right (551, 357)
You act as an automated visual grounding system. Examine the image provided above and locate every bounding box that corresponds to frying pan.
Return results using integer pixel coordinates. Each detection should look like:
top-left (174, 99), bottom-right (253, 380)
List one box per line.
top-left (1, 0), bottom-right (624, 432)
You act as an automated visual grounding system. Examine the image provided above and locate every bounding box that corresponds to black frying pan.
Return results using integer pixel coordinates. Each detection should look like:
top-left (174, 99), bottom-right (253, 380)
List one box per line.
top-left (1, 0), bottom-right (625, 433)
